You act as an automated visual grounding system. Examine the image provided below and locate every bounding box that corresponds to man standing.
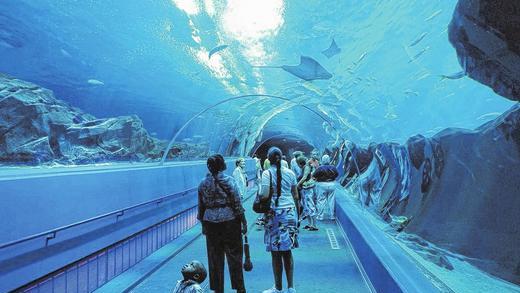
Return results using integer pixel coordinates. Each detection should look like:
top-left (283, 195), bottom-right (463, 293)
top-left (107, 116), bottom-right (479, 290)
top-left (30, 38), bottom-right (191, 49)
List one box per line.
top-left (314, 155), bottom-right (339, 220)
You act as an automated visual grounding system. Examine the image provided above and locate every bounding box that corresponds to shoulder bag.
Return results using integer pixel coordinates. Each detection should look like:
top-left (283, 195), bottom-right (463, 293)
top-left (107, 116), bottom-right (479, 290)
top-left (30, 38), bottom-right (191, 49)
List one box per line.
top-left (252, 170), bottom-right (273, 213)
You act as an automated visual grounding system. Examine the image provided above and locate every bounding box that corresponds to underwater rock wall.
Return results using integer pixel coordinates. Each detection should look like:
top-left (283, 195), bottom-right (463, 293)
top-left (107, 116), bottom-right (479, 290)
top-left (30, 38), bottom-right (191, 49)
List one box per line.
top-left (343, 104), bottom-right (520, 284)
top-left (0, 74), bottom-right (207, 165)
top-left (405, 105), bottom-right (520, 284)
top-left (341, 1), bottom-right (520, 283)
top-left (448, 0), bottom-right (520, 102)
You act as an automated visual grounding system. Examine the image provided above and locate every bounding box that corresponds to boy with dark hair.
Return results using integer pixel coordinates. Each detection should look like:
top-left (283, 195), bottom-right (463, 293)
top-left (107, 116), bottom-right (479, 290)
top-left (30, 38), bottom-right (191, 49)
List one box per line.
top-left (172, 260), bottom-right (207, 293)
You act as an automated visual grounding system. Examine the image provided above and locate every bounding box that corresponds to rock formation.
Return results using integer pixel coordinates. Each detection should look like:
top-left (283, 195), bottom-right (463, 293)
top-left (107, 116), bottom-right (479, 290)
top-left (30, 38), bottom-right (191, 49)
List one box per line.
top-left (338, 0), bottom-right (520, 284)
top-left (0, 74), bottom-right (207, 165)
top-left (448, 0), bottom-right (520, 101)
top-left (341, 103), bottom-right (520, 284)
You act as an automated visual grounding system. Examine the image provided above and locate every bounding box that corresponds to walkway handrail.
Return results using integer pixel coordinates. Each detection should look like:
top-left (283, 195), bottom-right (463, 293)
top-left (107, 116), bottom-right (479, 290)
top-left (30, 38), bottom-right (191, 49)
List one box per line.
top-left (0, 187), bottom-right (198, 250)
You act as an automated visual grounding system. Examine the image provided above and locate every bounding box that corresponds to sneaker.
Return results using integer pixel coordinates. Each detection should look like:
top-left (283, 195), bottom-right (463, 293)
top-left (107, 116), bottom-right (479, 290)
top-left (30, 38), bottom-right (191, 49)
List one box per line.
top-left (285, 288), bottom-right (296, 293)
top-left (309, 226), bottom-right (319, 231)
top-left (262, 286), bottom-right (283, 293)
top-left (303, 225), bottom-right (311, 230)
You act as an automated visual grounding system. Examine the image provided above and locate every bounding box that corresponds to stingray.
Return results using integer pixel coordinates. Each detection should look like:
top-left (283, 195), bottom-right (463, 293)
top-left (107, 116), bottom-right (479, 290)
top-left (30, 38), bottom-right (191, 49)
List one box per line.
top-left (252, 56), bottom-right (333, 81)
top-left (322, 38), bottom-right (341, 58)
top-left (208, 44), bottom-right (228, 59)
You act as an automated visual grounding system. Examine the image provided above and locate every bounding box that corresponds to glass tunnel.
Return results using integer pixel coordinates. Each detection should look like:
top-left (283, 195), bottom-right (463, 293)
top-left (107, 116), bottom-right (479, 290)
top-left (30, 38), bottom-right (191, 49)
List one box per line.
top-left (0, 0), bottom-right (519, 292)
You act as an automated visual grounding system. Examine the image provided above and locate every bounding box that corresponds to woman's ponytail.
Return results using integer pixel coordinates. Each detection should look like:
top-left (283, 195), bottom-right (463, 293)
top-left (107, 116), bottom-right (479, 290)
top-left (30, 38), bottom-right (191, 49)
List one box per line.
top-left (267, 147), bottom-right (283, 207)
top-left (276, 157), bottom-right (282, 205)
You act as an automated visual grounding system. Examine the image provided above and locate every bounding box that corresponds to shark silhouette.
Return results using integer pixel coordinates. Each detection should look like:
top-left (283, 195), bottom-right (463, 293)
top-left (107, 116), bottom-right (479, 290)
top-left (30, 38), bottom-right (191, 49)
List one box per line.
top-left (252, 56), bottom-right (333, 81)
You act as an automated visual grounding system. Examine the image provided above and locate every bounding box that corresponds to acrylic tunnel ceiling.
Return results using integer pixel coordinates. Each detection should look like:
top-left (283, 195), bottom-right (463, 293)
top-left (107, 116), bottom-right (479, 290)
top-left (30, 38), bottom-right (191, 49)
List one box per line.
top-left (0, 0), bottom-right (516, 162)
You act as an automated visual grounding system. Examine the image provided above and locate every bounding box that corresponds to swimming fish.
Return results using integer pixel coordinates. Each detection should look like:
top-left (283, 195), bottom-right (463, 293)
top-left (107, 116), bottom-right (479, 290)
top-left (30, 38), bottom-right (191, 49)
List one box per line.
top-left (208, 44), bottom-right (228, 59)
top-left (355, 51), bottom-right (368, 65)
top-left (347, 108), bottom-right (363, 120)
top-left (425, 10), bottom-right (442, 21)
top-left (322, 38), bottom-right (341, 58)
top-left (443, 92), bottom-right (455, 99)
top-left (409, 32), bottom-right (427, 47)
top-left (385, 112), bottom-right (398, 120)
top-left (408, 46), bottom-right (429, 63)
top-left (252, 56), bottom-right (333, 81)
top-left (404, 89), bottom-right (419, 96)
top-left (440, 71), bottom-right (465, 80)
top-left (60, 48), bottom-right (72, 58)
top-left (302, 81), bottom-right (325, 96)
top-left (87, 79), bottom-right (104, 86)
top-left (477, 112), bottom-right (502, 120)
top-left (416, 72), bottom-right (430, 80)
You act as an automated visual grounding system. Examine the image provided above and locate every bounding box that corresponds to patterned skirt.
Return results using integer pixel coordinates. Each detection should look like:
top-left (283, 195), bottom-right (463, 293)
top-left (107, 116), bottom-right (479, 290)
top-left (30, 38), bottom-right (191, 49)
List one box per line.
top-left (264, 207), bottom-right (299, 252)
top-left (301, 186), bottom-right (317, 218)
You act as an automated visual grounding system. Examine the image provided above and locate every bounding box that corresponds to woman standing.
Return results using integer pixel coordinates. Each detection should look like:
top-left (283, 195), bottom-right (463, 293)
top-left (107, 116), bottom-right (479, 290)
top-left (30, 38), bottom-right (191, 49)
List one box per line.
top-left (197, 154), bottom-right (247, 293)
top-left (297, 156), bottom-right (318, 231)
top-left (260, 147), bottom-right (300, 293)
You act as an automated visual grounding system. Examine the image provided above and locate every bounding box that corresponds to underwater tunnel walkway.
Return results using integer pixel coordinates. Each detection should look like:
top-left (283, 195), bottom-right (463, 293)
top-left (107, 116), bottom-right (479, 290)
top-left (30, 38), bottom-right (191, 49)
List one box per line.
top-left (1, 160), bottom-right (443, 293)
top-left (97, 187), bottom-right (372, 293)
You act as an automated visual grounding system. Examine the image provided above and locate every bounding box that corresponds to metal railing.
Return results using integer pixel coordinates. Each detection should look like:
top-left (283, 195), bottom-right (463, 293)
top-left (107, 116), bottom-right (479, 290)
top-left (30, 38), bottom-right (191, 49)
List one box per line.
top-left (3, 169), bottom-right (257, 251)
top-left (9, 170), bottom-right (258, 293)
top-left (0, 187), bottom-right (198, 251)
top-left (18, 206), bottom-right (200, 293)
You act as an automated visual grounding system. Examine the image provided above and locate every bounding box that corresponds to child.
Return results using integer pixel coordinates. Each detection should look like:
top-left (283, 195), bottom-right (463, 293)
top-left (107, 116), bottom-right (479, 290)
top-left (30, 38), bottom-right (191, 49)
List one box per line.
top-left (172, 260), bottom-right (207, 293)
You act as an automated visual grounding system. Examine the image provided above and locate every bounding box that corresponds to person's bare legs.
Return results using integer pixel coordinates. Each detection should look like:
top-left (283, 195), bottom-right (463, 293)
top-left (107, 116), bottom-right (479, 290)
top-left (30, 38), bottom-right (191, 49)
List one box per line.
top-left (271, 251), bottom-right (284, 290)
top-left (282, 251), bottom-right (294, 289)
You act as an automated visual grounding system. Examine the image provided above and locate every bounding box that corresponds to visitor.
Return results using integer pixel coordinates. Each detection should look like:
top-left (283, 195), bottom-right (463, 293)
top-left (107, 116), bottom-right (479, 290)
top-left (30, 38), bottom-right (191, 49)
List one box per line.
top-left (297, 155), bottom-right (318, 231)
top-left (171, 260), bottom-right (207, 293)
top-left (290, 151), bottom-right (303, 179)
top-left (253, 154), bottom-right (262, 187)
top-left (197, 154), bottom-right (247, 293)
top-left (309, 150), bottom-right (320, 169)
top-left (233, 157), bottom-right (248, 199)
top-left (259, 147), bottom-right (299, 293)
top-left (314, 155), bottom-right (339, 220)
top-left (281, 155), bottom-right (289, 169)
top-left (263, 157), bottom-right (271, 171)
